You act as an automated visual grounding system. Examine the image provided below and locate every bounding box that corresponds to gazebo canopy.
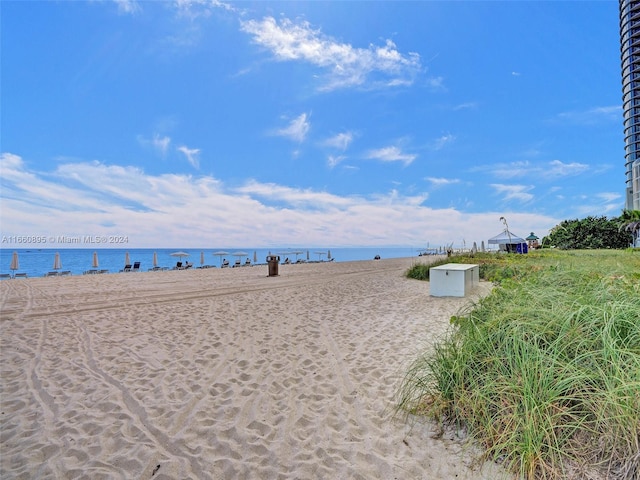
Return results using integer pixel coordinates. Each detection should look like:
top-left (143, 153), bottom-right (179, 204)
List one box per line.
top-left (526, 232), bottom-right (539, 241)
top-left (488, 229), bottom-right (527, 245)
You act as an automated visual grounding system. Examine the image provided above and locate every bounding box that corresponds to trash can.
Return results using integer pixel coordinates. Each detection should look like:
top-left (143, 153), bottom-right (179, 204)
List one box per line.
top-left (266, 255), bottom-right (280, 277)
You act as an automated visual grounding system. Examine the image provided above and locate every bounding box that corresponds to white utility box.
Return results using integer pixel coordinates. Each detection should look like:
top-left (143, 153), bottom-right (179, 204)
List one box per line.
top-left (429, 263), bottom-right (479, 297)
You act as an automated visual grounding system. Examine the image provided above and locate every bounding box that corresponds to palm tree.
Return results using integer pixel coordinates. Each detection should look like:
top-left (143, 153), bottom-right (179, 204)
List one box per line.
top-left (618, 210), bottom-right (640, 247)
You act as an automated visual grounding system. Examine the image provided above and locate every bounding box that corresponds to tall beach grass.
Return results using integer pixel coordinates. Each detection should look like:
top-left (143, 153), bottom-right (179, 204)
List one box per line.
top-left (399, 250), bottom-right (640, 479)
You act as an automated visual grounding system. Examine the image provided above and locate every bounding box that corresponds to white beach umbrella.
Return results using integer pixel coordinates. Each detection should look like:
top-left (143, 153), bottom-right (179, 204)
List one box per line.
top-left (306, 250), bottom-right (310, 261)
top-left (200, 251), bottom-right (205, 266)
top-left (124, 251), bottom-right (131, 266)
top-left (53, 252), bottom-right (62, 270)
top-left (253, 251), bottom-right (257, 264)
top-left (10, 251), bottom-right (19, 274)
top-left (153, 251), bottom-right (158, 268)
top-left (212, 251), bottom-right (229, 266)
top-left (92, 251), bottom-right (99, 268)
top-left (232, 251), bottom-right (248, 263)
top-left (327, 249), bottom-right (332, 260)
top-left (314, 251), bottom-right (326, 261)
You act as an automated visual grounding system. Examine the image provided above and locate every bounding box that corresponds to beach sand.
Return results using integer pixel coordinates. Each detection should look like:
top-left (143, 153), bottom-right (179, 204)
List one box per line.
top-left (1, 257), bottom-right (510, 479)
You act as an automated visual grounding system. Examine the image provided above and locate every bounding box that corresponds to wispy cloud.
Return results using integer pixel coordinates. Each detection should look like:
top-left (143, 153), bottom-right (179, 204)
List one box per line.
top-left (476, 159), bottom-right (589, 180)
top-left (327, 155), bottom-right (346, 168)
top-left (113, 0), bottom-right (141, 15)
top-left (491, 183), bottom-right (535, 202)
top-left (274, 113), bottom-right (311, 143)
top-left (322, 132), bottom-right (354, 151)
top-left (365, 146), bottom-right (417, 166)
top-left (554, 105), bottom-right (621, 125)
top-left (172, 0), bottom-right (237, 19)
top-left (432, 134), bottom-right (455, 150)
top-left (453, 102), bottom-right (478, 111)
top-left (240, 16), bottom-right (422, 91)
top-left (138, 134), bottom-right (171, 156)
top-left (177, 145), bottom-right (200, 168)
top-left (427, 177), bottom-right (460, 187)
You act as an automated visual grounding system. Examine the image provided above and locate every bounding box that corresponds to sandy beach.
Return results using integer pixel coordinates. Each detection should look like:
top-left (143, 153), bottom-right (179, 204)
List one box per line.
top-left (1, 257), bottom-right (510, 479)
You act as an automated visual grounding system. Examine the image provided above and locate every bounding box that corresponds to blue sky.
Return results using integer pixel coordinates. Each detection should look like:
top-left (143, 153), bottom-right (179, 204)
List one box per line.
top-left (0, 1), bottom-right (623, 249)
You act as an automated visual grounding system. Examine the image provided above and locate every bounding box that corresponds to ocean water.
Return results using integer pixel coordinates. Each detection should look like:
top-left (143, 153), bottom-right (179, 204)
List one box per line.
top-left (0, 247), bottom-right (443, 279)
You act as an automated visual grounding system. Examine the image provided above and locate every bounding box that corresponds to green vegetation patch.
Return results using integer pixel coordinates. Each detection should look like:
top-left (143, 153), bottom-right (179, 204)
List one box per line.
top-left (399, 250), bottom-right (640, 480)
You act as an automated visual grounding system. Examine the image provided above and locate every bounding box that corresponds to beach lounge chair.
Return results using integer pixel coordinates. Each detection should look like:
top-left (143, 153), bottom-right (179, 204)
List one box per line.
top-left (60, 271), bottom-right (71, 276)
top-left (121, 264), bottom-right (132, 272)
top-left (233, 259), bottom-right (241, 268)
top-left (0, 273), bottom-right (12, 280)
top-left (244, 258), bottom-right (251, 266)
top-left (221, 259), bottom-right (229, 268)
top-left (14, 273), bottom-right (28, 278)
top-left (132, 261), bottom-right (141, 272)
top-left (45, 271), bottom-right (59, 277)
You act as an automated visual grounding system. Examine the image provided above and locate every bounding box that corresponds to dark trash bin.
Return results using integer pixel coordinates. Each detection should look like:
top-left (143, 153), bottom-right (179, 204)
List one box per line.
top-left (266, 255), bottom-right (280, 277)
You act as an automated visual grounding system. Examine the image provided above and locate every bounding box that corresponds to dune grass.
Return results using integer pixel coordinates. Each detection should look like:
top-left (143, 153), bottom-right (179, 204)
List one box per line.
top-left (399, 250), bottom-right (640, 479)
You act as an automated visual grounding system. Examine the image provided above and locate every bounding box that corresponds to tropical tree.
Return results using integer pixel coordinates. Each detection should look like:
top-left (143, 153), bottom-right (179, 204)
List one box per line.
top-left (543, 216), bottom-right (633, 249)
top-left (618, 209), bottom-right (640, 247)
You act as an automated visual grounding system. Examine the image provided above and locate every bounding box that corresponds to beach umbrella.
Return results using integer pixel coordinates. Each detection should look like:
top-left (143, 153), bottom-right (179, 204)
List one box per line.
top-left (253, 251), bottom-right (257, 264)
top-left (472, 242), bottom-right (478, 254)
top-left (314, 251), bottom-right (326, 261)
top-left (232, 251), bottom-right (248, 262)
top-left (153, 252), bottom-right (158, 268)
top-left (10, 251), bottom-right (19, 276)
top-left (292, 250), bottom-right (303, 261)
top-left (200, 251), bottom-right (205, 266)
top-left (124, 251), bottom-right (131, 266)
top-left (212, 251), bottom-right (229, 266)
top-left (327, 249), bottom-right (332, 260)
top-left (92, 251), bottom-right (99, 268)
top-left (53, 252), bottom-right (62, 270)
top-left (170, 251), bottom-right (190, 267)
top-left (481, 241), bottom-right (486, 252)
top-left (306, 250), bottom-right (310, 261)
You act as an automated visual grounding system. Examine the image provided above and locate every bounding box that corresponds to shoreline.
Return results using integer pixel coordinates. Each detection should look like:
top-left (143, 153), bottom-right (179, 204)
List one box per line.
top-left (1, 256), bottom-right (509, 479)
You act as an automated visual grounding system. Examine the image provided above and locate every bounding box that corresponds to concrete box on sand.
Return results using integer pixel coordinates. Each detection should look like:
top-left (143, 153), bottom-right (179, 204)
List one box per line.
top-left (429, 263), bottom-right (479, 297)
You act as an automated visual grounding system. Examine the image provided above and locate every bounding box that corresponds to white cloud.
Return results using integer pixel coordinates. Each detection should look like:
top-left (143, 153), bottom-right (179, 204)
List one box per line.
top-left (555, 105), bottom-right (621, 125)
top-left (477, 159), bottom-right (589, 180)
top-left (113, 0), bottom-right (141, 14)
top-left (177, 145), bottom-right (201, 168)
top-left (137, 134), bottom-right (171, 156)
top-left (491, 184), bottom-right (535, 203)
top-left (545, 160), bottom-right (589, 178)
top-left (274, 113), bottom-right (311, 143)
top-left (453, 102), bottom-right (478, 111)
top-left (323, 132), bottom-right (354, 151)
top-left (427, 177), bottom-right (460, 187)
top-left (172, 0), bottom-right (237, 19)
top-left (240, 16), bottom-right (422, 91)
top-left (432, 134), bottom-right (455, 150)
top-left (365, 146), bottom-right (417, 166)
top-left (0, 152), bottom-right (557, 249)
top-left (327, 155), bottom-right (346, 168)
